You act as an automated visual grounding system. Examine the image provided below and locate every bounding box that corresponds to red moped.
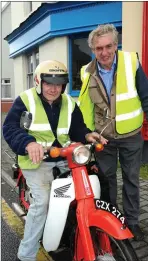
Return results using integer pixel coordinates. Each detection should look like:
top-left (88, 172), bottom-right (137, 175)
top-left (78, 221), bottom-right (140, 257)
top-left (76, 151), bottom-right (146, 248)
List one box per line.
top-left (8, 141), bottom-right (138, 261)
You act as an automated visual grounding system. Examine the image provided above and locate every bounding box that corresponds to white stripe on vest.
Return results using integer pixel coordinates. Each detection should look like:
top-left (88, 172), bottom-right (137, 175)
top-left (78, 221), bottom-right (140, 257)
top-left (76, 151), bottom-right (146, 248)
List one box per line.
top-left (26, 90), bottom-right (73, 134)
top-left (65, 93), bottom-right (73, 130)
top-left (116, 108), bottom-right (143, 122)
top-left (116, 52), bottom-right (138, 102)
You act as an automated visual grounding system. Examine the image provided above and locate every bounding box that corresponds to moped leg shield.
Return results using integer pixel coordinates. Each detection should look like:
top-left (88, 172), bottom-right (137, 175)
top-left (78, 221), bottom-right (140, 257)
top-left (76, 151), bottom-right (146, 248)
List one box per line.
top-left (43, 178), bottom-right (75, 252)
top-left (43, 176), bottom-right (101, 252)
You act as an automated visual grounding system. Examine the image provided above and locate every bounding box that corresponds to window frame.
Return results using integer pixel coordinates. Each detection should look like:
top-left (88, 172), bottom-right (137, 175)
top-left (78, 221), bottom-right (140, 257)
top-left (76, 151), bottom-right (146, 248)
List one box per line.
top-left (1, 78), bottom-right (12, 100)
top-left (26, 49), bottom-right (39, 89)
top-left (68, 32), bottom-right (93, 97)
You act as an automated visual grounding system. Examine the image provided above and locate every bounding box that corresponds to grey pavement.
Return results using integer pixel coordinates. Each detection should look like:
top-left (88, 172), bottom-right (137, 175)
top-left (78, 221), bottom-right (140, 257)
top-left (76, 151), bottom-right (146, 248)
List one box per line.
top-left (2, 217), bottom-right (20, 261)
top-left (2, 113), bottom-right (148, 261)
top-left (116, 168), bottom-right (148, 261)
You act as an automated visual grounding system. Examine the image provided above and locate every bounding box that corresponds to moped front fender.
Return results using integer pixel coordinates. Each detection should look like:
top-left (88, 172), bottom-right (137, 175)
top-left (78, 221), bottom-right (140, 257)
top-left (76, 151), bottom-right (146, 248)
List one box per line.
top-left (88, 209), bottom-right (133, 240)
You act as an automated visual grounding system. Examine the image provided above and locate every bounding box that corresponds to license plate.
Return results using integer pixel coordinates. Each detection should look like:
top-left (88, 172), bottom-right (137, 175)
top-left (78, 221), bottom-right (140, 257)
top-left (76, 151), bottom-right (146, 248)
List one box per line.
top-left (95, 199), bottom-right (126, 225)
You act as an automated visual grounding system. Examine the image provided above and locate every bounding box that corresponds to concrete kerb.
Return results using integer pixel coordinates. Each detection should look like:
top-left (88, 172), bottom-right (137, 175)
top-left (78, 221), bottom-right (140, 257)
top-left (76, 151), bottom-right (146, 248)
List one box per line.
top-left (2, 169), bottom-right (19, 194)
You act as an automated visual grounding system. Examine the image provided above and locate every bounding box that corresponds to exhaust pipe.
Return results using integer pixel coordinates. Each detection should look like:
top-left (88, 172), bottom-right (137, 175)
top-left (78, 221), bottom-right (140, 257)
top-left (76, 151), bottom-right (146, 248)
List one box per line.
top-left (12, 202), bottom-right (26, 222)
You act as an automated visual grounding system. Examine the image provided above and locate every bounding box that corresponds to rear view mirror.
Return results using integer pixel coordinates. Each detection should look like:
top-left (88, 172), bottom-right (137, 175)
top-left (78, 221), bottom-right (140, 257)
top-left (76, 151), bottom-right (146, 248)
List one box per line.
top-left (20, 111), bottom-right (32, 130)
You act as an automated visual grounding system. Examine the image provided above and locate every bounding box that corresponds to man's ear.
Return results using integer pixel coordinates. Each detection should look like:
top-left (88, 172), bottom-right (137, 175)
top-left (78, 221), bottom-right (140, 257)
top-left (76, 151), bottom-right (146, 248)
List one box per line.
top-left (115, 44), bottom-right (118, 51)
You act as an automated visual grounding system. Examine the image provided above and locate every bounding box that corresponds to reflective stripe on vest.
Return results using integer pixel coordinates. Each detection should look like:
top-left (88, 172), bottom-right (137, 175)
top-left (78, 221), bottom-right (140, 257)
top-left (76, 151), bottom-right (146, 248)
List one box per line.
top-left (116, 51), bottom-right (143, 134)
top-left (26, 89), bottom-right (73, 133)
top-left (78, 64), bottom-right (95, 131)
top-left (18, 88), bottom-right (75, 169)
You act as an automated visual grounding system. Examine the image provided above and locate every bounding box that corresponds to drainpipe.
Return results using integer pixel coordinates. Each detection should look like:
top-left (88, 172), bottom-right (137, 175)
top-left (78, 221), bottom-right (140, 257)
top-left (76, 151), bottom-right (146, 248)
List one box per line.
top-left (141, 2), bottom-right (148, 163)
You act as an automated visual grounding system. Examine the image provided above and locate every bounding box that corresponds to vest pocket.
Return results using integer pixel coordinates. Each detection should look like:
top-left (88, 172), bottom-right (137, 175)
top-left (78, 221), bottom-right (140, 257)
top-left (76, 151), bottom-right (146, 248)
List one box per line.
top-left (95, 111), bottom-right (104, 125)
top-left (89, 86), bottom-right (104, 105)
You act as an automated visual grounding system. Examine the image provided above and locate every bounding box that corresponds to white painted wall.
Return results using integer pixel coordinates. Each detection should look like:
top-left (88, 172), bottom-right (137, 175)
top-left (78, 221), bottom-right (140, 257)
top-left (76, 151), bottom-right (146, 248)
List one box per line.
top-left (13, 55), bottom-right (28, 97)
top-left (32, 2), bottom-right (42, 11)
top-left (122, 2), bottom-right (143, 62)
top-left (11, 2), bottom-right (25, 30)
top-left (39, 36), bottom-right (69, 92)
top-left (2, 2), bottom-right (14, 98)
top-left (11, 2), bottom-right (51, 31)
top-left (39, 36), bottom-right (68, 66)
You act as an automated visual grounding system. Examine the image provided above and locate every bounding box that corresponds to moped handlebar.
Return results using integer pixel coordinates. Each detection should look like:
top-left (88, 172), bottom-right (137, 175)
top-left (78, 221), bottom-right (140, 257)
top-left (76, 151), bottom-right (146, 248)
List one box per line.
top-left (45, 142), bottom-right (104, 159)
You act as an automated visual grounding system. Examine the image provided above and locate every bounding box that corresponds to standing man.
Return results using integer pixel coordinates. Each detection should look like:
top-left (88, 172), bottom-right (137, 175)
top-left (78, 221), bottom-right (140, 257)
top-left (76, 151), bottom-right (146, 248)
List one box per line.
top-left (3, 60), bottom-right (107, 261)
top-left (78, 24), bottom-right (148, 241)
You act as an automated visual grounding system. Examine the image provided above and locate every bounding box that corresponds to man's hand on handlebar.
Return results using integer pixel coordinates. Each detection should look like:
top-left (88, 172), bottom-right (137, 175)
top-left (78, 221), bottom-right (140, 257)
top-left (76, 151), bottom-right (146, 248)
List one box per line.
top-left (25, 142), bottom-right (44, 164)
top-left (85, 132), bottom-right (108, 144)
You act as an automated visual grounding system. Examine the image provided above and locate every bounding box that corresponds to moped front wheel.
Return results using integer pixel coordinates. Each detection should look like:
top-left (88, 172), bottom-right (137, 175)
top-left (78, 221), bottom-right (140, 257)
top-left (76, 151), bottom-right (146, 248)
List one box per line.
top-left (90, 227), bottom-right (138, 261)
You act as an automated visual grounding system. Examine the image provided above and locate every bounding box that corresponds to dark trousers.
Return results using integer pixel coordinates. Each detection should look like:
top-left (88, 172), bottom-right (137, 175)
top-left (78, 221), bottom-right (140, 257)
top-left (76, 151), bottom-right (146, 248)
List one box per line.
top-left (95, 132), bottom-right (144, 225)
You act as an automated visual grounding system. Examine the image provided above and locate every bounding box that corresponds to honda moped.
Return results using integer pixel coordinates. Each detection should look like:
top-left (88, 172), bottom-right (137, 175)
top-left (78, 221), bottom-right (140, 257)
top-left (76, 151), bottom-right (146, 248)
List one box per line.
top-left (5, 112), bottom-right (138, 261)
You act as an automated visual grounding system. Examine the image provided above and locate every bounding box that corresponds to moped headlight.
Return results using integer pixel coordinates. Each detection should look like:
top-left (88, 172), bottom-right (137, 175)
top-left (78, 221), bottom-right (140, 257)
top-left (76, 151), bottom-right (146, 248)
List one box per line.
top-left (72, 145), bottom-right (91, 165)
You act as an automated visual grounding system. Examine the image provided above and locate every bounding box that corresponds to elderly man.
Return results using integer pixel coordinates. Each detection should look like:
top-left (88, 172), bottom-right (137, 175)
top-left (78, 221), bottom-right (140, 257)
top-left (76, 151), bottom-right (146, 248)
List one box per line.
top-left (3, 60), bottom-right (107, 261)
top-left (78, 24), bottom-right (148, 241)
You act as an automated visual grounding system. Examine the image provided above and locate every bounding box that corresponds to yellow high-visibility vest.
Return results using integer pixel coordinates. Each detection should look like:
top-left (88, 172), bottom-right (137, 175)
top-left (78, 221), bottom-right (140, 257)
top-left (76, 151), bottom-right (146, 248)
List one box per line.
top-left (78, 50), bottom-right (143, 134)
top-left (18, 87), bottom-right (75, 169)
top-left (116, 51), bottom-right (143, 134)
top-left (78, 64), bottom-right (95, 131)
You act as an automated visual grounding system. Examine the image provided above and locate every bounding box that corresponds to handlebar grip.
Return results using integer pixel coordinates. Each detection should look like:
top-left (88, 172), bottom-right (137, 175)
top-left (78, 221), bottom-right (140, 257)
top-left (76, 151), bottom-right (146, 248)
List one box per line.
top-left (95, 143), bottom-right (104, 152)
top-left (50, 147), bottom-right (61, 158)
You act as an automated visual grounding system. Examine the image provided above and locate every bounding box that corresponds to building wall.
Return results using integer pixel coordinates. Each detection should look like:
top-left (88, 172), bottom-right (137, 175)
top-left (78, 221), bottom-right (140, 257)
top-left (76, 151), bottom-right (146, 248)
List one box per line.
top-left (122, 2), bottom-right (143, 62)
top-left (11, 2), bottom-right (25, 31)
top-left (11, 2), bottom-right (42, 31)
top-left (39, 36), bottom-right (68, 65)
top-left (13, 55), bottom-right (28, 97)
top-left (32, 1), bottom-right (42, 12)
top-left (2, 3), bottom-right (13, 80)
top-left (2, 2), bottom-right (14, 111)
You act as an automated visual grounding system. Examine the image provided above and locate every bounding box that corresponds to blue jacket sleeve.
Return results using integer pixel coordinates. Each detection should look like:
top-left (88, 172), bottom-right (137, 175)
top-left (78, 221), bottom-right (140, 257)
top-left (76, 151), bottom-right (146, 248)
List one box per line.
top-left (3, 96), bottom-right (36, 155)
top-left (136, 62), bottom-right (148, 120)
top-left (69, 103), bottom-right (91, 144)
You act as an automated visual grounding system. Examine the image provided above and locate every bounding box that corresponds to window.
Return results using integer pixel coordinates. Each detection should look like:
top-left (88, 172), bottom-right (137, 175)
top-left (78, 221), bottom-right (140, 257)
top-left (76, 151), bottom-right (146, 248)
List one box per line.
top-left (1, 78), bottom-right (12, 99)
top-left (69, 33), bottom-right (92, 96)
top-left (27, 50), bottom-right (39, 89)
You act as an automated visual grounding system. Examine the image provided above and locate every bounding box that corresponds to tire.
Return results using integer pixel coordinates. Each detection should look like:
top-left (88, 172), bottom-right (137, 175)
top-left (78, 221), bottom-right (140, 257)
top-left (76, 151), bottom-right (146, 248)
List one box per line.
top-left (90, 227), bottom-right (138, 261)
top-left (73, 226), bottom-right (138, 261)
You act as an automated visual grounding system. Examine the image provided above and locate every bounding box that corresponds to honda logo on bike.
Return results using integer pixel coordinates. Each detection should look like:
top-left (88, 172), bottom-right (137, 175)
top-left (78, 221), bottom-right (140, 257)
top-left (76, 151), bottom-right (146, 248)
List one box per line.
top-left (54, 183), bottom-right (71, 198)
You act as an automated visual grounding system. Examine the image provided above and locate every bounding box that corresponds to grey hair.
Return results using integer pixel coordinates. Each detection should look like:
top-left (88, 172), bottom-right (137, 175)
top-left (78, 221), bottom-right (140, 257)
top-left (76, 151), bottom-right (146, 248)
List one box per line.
top-left (88, 24), bottom-right (118, 49)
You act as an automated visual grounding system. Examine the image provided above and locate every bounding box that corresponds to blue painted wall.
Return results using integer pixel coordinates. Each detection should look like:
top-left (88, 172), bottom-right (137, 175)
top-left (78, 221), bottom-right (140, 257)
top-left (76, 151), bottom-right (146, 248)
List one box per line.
top-left (6, 1), bottom-right (122, 58)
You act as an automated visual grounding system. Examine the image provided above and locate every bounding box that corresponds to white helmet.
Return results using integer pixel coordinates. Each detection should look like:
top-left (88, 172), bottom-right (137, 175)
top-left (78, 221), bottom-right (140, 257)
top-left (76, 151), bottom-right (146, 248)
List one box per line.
top-left (34, 60), bottom-right (69, 94)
